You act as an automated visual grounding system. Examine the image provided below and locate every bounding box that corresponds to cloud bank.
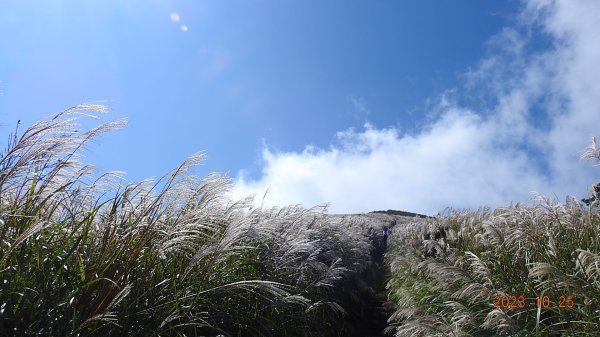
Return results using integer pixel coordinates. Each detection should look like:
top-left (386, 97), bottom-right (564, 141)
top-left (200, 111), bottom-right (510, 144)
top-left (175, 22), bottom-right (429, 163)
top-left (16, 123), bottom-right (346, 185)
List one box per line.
top-left (232, 0), bottom-right (600, 215)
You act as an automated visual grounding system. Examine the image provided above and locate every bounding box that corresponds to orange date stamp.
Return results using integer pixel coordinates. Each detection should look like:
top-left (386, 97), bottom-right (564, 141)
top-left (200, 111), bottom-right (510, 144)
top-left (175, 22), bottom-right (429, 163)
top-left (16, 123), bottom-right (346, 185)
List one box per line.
top-left (492, 295), bottom-right (575, 309)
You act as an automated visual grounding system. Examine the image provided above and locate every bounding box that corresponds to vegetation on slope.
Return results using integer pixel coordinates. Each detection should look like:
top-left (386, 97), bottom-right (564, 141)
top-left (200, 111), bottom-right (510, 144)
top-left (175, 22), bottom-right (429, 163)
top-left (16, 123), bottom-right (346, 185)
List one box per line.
top-left (0, 107), bottom-right (387, 337)
top-left (384, 139), bottom-right (600, 336)
top-left (4, 106), bottom-right (599, 337)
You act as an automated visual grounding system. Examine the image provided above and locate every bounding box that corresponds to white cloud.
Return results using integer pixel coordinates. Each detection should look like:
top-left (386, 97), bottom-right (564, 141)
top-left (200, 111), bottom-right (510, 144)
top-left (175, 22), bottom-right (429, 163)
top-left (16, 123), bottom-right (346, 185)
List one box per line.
top-left (232, 0), bottom-right (600, 215)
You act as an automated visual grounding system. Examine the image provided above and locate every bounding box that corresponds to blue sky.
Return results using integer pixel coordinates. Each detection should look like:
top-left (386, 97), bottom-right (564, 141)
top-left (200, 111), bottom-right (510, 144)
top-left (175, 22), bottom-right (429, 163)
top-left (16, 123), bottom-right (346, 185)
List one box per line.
top-left (1, 0), bottom-right (599, 214)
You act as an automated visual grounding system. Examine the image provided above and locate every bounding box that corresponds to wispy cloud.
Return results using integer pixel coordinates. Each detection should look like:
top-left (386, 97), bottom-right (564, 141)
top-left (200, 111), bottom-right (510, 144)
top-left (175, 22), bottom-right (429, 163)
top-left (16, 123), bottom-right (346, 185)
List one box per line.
top-left (232, 0), bottom-right (600, 215)
top-left (347, 95), bottom-right (370, 120)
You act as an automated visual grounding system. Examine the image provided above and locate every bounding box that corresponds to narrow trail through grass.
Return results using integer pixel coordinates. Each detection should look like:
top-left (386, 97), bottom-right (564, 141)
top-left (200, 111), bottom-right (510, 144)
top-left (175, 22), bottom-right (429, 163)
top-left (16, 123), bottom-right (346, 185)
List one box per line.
top-left (353, 244), bottom-right (392, 337)
top-left (340, 211), bottom-right (427, 337)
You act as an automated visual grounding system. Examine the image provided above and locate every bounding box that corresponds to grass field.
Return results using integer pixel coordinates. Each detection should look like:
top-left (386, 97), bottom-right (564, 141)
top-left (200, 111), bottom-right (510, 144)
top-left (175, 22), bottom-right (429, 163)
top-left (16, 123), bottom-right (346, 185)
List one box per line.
top-left (385, 195), bottom-right (600, 335)
top-left (1, 107), bottom-right (599, 336)
top-left (0, 107), bottom-right (393, 336)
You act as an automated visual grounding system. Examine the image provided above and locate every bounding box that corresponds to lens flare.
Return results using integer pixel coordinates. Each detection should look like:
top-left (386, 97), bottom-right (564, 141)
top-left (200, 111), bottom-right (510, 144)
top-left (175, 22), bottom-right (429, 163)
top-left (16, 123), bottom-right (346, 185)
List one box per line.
top-left (170, 12), bottom-right (180, 23)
